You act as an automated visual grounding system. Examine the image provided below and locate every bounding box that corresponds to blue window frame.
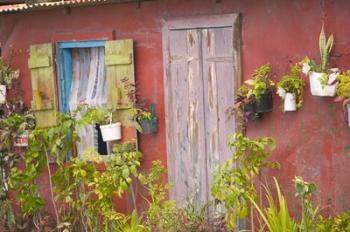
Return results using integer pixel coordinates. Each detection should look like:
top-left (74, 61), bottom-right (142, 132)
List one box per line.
top-left (56, 40), bottom-right (106, 113)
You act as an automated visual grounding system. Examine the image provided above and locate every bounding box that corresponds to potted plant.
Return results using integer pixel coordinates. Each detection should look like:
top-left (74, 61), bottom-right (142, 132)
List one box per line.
top-left (301, 26), bottom-right (339, 97)
top-left (334, 70), bottom-right (350, 126)
top-left (0, 112), bottom-right (35, 148)
top-left (135, 104), bottom-right (158, 134)
top-left (231, 64), bottom-right (274, 121)
top-left (245, 64), bottom-right (275, 113)
top-left (98, 110), bottom-right (122, 142)
top-left (82, 106), bottom-right (122, 142)
top-left (0, 58), bottom-right (19, 104)
top-left (277, 63), bottom-right (305, 112)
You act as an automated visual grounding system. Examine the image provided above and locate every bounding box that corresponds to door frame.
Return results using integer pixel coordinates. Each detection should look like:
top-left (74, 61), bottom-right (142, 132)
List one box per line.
top-left (161, 13), bottom-right (242, 198)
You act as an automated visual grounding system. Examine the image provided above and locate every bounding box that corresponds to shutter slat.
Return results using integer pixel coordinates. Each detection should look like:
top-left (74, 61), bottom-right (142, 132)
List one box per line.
top-left (28, 43), bottom-right (57, 128)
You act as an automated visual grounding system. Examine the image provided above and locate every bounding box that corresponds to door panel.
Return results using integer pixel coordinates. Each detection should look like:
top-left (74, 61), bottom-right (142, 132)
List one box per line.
top-left (202, 27), bottom-right (236, 192)
top-left (163, 14), bottom-right (241, 206)
top-left (168, 29), bottom-right (208, 204)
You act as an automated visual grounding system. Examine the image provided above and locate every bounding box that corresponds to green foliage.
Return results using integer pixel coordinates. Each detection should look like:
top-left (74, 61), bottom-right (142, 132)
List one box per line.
top-left (244, 63), bottom-right (274, 102)
top-left (294, 176), bottom-right (318, 232)
top-left (0, 57), bottom-right (19, 87)
top-left (52, 141), bottom-right (143, 231)
top-left (139, 160), bottom-right (178, 231)
top-left (122, 210), bottom-right (151, 232)
top-left (336, 70), bottom-right (350, 97)
top-left (210, 133), bottom-right (279, 230)
top-left (277, 64), bottom-right (305, 108)
top-left (139, 161), bottom-right (209, 232)
top-left (317, 211), bottom-right (350, 232)
top-left (249, 178), bottom-right (298, 232)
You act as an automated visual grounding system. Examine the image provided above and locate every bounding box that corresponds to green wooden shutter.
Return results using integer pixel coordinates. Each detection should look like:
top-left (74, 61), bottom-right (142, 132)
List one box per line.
top-left (105, 39), bottom-right (136, 127)
top-left (28, 43), bottom-right (57, 128)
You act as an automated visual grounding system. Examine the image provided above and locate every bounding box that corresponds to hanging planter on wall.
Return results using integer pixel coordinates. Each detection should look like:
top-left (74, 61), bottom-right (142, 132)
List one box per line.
top-left (233, 64), bottom-right (275, 121)
top-left (308, 70), bottom-right (338, 97)
top-left (301, 26), bottom-right (338, 97)
top-left (13, 131), bottom-right (29, 147)
top-left (283, 93), bottom-right (297, 111)
top-left (256, 89), bottom-right (273, 113)
top-left (137, 104), bottom-right (158, 134)
top-left (276, 63), bottom-right (305, 112)
top-left (100, 122), bottom-right (122, 142)
top-left (0, 85), bottom-right (6, 104)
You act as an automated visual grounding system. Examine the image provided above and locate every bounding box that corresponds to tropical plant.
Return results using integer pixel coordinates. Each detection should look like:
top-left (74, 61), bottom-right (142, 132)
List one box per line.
top-left (0, 57), bottom-right (19, 87)
top-left (277, 63), bottom-right (305, 109)
top-left (210, 133), bottom-right (279, 230)
top-left (301, 26), bottom-right (334, 75)
top-left (249, 177), bottom-right (298, 232)
top-left (294, 176), bottom-right (318, 232)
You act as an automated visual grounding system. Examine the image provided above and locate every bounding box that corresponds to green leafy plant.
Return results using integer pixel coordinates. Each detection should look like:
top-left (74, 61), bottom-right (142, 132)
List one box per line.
top-left (139, 161), bottom-right (210, 232)
top-left (210, 133), bottom-right (279, 230)
top-left (317, 211), bottom-right (350, 232)
top-left (0, 57), bottom-right (19, 87)
top-left (294, 176), bottom-right (318, 232)
top-left (242, 63), bottom-right (274, 102)
top-left (336, 70), bottom-right (350, 98)
top-left (249, 177), bottom-right (298, 232)
top-left (229, 64), bottom-right (274, 121)
top-left (277, 63), bottom-right (305, 109)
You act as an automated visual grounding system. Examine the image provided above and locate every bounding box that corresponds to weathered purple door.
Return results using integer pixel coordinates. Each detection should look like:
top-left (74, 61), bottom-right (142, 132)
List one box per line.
top-left (162, 14), bottom-right (242, 205)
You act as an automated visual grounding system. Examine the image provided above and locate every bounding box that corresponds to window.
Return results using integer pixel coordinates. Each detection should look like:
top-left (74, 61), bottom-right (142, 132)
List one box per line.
top-left (57, 40), bottom-right (108, 155)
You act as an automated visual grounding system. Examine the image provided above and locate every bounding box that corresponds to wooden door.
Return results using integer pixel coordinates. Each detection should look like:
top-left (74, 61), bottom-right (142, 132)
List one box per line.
top-left (162, 14), bottom-right (242, 206)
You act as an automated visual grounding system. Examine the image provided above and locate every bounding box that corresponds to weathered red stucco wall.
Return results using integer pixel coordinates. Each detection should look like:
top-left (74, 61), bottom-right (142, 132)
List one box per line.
top-left (1, 0), bottom-right (350, 216)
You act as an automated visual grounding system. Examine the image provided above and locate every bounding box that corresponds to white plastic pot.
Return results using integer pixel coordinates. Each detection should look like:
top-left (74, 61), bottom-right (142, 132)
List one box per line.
top-left (13, 131), bottom-right (28, 147)
top-left (0, 85), bottom-right (6, 104)
top-left (309, 71), bottom-right (338, 97)
top-left (284, 93), bottom-right (296, 111)
top-left (100, 122), bottom-right (122, 142)
top-left (347, 104), bottom-right (350, 127)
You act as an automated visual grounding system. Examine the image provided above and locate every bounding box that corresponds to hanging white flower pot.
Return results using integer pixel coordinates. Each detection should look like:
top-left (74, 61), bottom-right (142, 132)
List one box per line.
top-left (309, 71), bottom-right (338, 97)
top-left (13, 131), bottom-right (29, 147)
top-left (0, 85), bottom-right (6, 104)
top-left (346, 104), bottom-right (350, 127)
top-left (100, 122), bottom-right (122, 142)
top-left (284, 93), bottom-right (296, 111)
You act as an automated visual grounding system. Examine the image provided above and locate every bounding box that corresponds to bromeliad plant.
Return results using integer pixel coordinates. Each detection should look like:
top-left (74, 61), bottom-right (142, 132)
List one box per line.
top-left (230, 64), bottom-right (275, 121)
top-left (134, 104), bottom-right (158, 134)
top-left (210, 133), bottom-right (279, 231)
top-left (301, 26), bottom-right (339, 96)
top-left (277, 63), bottom-right (305, 111)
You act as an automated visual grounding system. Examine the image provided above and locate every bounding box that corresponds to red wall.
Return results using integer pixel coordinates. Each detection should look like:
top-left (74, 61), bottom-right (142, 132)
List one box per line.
top-left (1, 0), bottom-right (350, 216)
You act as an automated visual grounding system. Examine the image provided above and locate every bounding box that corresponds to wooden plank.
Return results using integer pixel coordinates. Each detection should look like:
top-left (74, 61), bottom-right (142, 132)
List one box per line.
top-left (168, 29), bottom-right (191, 204)
top-left (28, 43), bottom-right (57, 128)
top-left (167, 13), bottom-right (239, 30)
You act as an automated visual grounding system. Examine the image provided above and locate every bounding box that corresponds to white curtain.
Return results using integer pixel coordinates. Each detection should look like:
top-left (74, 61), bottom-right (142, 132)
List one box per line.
top-left (69, 47), bottom-right (107, 156)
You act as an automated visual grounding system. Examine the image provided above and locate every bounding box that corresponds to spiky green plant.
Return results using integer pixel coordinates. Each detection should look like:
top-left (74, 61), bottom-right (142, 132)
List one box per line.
top-left (319, 25), bottom-right (334, 73)
top-left (249, 178), bottom-right (298, 232)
